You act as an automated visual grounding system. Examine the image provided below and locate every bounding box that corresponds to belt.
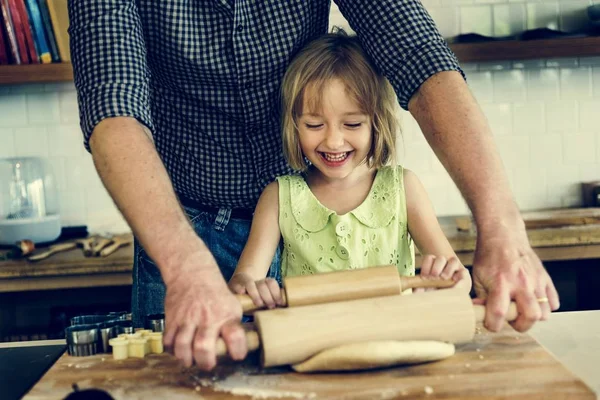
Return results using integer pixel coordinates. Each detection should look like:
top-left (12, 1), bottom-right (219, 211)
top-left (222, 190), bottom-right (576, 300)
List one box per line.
top-left (178, 195), bottom-right (255, 220)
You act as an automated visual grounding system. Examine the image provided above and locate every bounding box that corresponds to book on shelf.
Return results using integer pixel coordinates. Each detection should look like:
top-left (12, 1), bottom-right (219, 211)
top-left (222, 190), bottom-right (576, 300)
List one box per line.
top-left (36, 0), bottom-right (58, 61)
top-left (13, 0), bottom-right (39, 63)
top-left (24, 0), bottom-right (51, 63)
top-left (0, 0), bottom-right (66, 65)
top-left (0, 0), bottom-right (20, 64)
top-left (45, 0), bottom-right (68, 62)
top-left (0, 16), bottom-right (8, 64)
top-left (6, 0), bottom-right (29, 63)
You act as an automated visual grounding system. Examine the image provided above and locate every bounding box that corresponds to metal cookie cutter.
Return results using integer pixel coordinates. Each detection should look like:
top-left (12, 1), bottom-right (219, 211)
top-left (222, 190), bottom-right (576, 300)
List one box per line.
top-left (66, 312), bottom-right (131, 356)
top-left (65, 324), bottom-right (99, 356)
top-left (145, 314), bottom-right (165, 332)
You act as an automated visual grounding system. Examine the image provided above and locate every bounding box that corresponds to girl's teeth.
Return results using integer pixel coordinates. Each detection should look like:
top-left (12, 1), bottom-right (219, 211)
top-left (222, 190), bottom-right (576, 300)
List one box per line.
top-left (323, 152), bottom-right (348, 162)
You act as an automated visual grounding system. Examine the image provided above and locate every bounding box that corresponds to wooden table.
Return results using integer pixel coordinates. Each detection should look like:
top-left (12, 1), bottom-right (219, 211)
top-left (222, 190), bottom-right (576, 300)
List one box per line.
top-left (24, 323), bottom-right (596, 400)
top-left (0, 238), bottom-right (133, 292)
top-left (1, 209), bottom-right (600, 293)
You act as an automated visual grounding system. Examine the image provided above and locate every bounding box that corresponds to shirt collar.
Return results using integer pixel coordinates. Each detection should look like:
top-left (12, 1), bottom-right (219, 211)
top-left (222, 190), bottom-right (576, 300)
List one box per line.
top-left (290, 168), bottom-right (396, 232)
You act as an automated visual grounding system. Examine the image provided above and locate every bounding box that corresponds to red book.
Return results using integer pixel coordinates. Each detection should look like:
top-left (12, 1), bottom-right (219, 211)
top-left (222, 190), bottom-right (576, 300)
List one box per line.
top-left (0, 0), bottom-right (20, 63)
top-left (14, 0), bottom-right (38, 63)
top-left (7, 0), bottom-right (29, 63)
top-left (0, 13), bottom-right (9, 63)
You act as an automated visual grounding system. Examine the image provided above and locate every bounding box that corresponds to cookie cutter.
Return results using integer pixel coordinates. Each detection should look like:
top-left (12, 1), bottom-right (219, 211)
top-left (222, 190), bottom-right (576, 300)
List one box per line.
top-left (66, 312), bottom-right (131, 356)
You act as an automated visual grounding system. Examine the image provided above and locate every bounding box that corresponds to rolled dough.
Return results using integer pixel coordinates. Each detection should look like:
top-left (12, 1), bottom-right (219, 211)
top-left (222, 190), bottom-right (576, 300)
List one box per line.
top-left (292, 340), bottom-right (455, 373)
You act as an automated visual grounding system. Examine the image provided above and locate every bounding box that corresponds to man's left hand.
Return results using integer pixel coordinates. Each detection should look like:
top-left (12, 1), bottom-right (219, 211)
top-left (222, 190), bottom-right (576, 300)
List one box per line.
top-left (472, 226), bottom-right (560, 333)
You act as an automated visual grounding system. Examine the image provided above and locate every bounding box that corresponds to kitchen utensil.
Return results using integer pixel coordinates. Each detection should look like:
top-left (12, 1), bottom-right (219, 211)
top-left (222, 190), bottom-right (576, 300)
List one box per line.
top-left (92, 235), bottom-right (113, 256)
top-left (0, 157), bottom-right (61, 245)
top-left (75, 237), bottom-right (95, 257)
top-left (582, 182), bottom-right (600, 207)
top-left (145, 314), bottom-right (165, 332)
top-left (218, 290), bottom-right (519, 367)
top-left (27, 242), bottom-right (77, 261)
top-left (99, 234), bottom-right (133, 257)
top-left (236, 265), bottom-right (456, 313)
top-left (65, 324), bottom-right (99, 356)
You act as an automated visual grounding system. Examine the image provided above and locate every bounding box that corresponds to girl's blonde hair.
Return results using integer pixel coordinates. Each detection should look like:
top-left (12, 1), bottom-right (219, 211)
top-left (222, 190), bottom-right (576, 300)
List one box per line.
top-left (281, 31), bottom-right (399, 171)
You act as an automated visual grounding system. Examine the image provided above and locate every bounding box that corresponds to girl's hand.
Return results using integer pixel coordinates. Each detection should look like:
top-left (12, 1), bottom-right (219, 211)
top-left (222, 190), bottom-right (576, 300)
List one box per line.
top-left (228, 273), bottom-right (285, 309)
top-left (415, 255), bottom-right (472, 293)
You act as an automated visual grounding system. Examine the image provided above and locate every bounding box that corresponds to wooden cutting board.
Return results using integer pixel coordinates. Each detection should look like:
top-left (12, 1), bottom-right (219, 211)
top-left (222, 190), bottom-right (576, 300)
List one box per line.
top-left (455, 207), bottom-right (600, 231)
top-left (24, 324), bottom-right (596, 400)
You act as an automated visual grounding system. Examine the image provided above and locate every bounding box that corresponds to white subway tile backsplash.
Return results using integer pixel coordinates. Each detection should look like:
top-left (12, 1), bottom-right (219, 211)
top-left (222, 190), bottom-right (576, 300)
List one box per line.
top-left (0, 95), bottom-right (27, 127)
top-left (545, 101), bottom-right (578, 133)
top-left (26, 92), bottom-right (60, 124)
top-left (59, 190), bottom-right (87, 226)
top-left (526, 2), bottom-right (560, 30)
top-left (579, 57), bottom-right (600, 67)
top-left (558, 0), bottom-right (591, 32)
top-left (593, 67), bottom-right (600, 98)
top-left (13, 127), bottom-right (49, 157)
top-left (0, 0), bottom-right (597, 229)
top-left (47, 125), bottom-right (87, 158)
top-left (496, 135), bottom-right (531, 170)
top-left (580, 164), bottom-right (600, 182)
top-left (546, 58), bottom-right (578, 69)
top-left (513, 102), bottom-right (545, 134)
top-left (579, 101), bottom-right (600, 131)
top-left (493, 70), bottom-right (526, 102)
top-left (530, 134), bottom-right (562, 168)
top-left (481, 103), bottom-right (513, 136)
top-left (563, 133), bottom-right (597, 164)
top-left (48, 157), bottom-right (67, 191)
top-left (460, 6), bottom-right (494, 35)
top-left (58, 92), bottom-right (80, 124)
top-left (512, 167), bottom-right (548, 211)
top-left (0, 128), bottom-right (15, 157)
top-left (428, 7), bottom-right (460, 38)
top-left (493, 4), bottom-right (526, 36)
top-left (527, 69), bottom-right (560, 101)
top-left (559, 68), bottom-right (592, 101)
top-left (467, 71), bottom-right (494, 103)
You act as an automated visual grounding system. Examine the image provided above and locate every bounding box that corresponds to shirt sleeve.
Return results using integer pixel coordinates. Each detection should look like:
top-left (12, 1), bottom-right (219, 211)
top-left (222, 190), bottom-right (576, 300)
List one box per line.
top-left (334, 0), bottom-right (465, 110)
top-left (68, 0), bottom-right (153, 152)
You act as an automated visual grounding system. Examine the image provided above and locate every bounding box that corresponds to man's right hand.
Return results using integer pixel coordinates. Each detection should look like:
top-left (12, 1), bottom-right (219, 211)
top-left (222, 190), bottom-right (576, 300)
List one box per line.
top-left (162, 250), bottom-right (246, 370)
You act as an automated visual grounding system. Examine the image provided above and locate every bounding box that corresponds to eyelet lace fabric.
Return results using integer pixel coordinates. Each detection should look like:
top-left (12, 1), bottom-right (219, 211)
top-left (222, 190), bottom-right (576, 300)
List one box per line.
top-left (277, 166), bottom-right (415, 278)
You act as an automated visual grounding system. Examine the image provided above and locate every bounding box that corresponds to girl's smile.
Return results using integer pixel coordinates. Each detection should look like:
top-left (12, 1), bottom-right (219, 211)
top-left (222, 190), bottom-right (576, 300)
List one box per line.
top-left (319, 150), bottom-right (354, 166)
top-left (298, 78), bottom-right (372, 183)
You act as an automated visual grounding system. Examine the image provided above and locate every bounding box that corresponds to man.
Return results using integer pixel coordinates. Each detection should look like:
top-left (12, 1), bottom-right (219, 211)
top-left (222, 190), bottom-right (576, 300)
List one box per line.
top-left (69, 0), bottom-right (559, 371)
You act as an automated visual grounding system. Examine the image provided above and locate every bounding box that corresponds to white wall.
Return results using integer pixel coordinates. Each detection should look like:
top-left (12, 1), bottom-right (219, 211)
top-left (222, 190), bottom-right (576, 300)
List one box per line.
top-left (0, 1), bottom-right (598, 234)
top-left (332, 0), bottom-right (600, 215)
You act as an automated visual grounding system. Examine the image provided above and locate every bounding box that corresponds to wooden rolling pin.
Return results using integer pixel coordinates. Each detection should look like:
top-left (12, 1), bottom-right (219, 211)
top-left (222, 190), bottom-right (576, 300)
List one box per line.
top-left (218, 289), bottom-right (519, 367)
top-left (236, 265), bottom-right (457, 313)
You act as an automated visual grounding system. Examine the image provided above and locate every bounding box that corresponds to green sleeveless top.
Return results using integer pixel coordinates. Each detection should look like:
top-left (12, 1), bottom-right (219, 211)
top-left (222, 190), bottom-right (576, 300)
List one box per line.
top-left (277, 165), bottom-right (415, 278)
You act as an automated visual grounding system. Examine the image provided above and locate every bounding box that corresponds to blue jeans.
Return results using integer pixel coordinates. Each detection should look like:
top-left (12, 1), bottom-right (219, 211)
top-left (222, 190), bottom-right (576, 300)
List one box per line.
top-left (131, 206), bottom-right (281, 328)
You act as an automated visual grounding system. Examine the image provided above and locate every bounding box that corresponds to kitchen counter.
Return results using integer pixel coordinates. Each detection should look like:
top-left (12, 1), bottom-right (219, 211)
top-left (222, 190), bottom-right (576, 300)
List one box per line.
top-left (529, 310), bottom-right (600, 396)
top-left (3, 311), bottom-right (598, 400)
top-left (1, 209), bottom-right (600, 293)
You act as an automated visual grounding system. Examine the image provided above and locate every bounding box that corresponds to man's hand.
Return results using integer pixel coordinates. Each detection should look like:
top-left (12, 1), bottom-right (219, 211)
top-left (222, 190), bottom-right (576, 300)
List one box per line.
top-left (162, 250), bottom-right (246, 370)
top-left (472, 226), bottom-right (560, 333)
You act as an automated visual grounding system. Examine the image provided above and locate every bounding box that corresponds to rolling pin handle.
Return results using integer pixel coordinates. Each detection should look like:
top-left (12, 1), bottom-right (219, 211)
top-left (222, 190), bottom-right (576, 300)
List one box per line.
top-left (216, 330), bottom-right (260, 357)
top-left (237, 290), bottom-right (288, 313)
top-left (473, 302), bottom-right (518, 323)
top-left (399, 275), bottom-right (456, 291)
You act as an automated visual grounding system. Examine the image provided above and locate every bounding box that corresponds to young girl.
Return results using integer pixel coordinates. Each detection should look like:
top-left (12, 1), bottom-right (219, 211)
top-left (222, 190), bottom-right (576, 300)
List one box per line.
top-left (229, 32), bottom-right (471, 308)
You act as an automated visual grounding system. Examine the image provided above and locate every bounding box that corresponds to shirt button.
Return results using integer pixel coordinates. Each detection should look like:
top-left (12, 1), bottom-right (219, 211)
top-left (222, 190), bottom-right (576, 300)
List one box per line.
top-left (237, 24), bottom-right (244, 32)
top-left (336, 245), bottom-right (349, 260)
top-left (335, 222), bottom-right (350, 236)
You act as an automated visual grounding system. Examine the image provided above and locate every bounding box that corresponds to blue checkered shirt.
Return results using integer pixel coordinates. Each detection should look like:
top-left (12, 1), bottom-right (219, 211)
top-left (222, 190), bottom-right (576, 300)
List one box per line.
top-left (69, 0), bottom-right (463, 209)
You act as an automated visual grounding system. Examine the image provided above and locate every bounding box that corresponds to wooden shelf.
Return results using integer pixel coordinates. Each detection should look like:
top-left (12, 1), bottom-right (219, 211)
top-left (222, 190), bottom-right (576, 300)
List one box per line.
top-left (1, 36), bottom-right (600, 84)
top-left (449, 35), bottom-right (600, 63)
top-left (0, 63), bottom-right (73, 84)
